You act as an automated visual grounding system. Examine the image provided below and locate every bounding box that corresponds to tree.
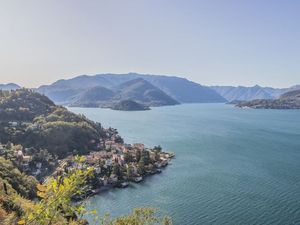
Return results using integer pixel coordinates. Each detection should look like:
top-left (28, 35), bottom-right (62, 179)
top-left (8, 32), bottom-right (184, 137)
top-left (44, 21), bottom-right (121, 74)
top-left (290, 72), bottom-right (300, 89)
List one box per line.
top-left (123, 152), bottom-right (133, 163)
top-left (100, 208), bottom-right (173, 225)
top-left (135, 150), bottom-right (141, 162)
top-left (18, 157), bottom-right (172, 225)
top-left (140, 151), bottom-right (150, 165)
top-left (153, 145), bottom-right (162, 152)
top-left (138, 160), bottom-right (145, 175)
top-left (126, 165), bottom-right (133, 178)
top-left (19, 157), bottom-right (94, 225)
top-left (112, 163), bottom-right (122, 178)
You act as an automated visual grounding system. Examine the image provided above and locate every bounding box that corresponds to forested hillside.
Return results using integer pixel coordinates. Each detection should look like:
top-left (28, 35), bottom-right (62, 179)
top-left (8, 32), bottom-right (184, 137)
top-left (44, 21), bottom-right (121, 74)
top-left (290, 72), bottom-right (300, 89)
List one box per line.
top-left (0, 89), bottom-right (106, 158)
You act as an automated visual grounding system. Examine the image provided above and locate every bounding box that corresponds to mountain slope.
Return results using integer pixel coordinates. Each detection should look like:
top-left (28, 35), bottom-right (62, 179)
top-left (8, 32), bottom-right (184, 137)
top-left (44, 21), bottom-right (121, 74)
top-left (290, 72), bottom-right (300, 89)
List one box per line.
top-left (211, 85), bottom-right (278, 102)
top-left (37, 73), bottom-right (226, 104)
top-left (0, 89), bottom-right (105, 157)
top-left (280, 89), bottom-right (300, 99)
top-left (70, 86), bottom-right (115, 107)
top-left (135, 75), bottom-right (226, 103)
top-left (0, 89), bottom-right (56, 121)
top-left (114, 78), bottom-right (179, 106)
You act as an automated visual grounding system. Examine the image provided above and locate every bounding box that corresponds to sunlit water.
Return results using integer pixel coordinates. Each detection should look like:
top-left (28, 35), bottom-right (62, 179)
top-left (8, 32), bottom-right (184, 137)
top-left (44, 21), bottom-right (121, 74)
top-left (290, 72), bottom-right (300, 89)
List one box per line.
top-left (70, 104), bottom-right (300, 225)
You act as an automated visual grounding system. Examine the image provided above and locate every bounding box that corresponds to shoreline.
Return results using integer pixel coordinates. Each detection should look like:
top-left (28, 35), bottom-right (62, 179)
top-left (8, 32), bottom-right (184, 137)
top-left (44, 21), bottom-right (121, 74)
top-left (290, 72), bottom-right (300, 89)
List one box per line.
top-left (45, 138), bottom-right (175, 201)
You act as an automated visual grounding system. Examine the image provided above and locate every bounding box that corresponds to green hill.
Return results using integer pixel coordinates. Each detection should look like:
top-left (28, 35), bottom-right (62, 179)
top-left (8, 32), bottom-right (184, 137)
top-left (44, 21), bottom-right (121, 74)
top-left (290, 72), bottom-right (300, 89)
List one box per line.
top-left (0, 89), bottom-right (106, 158)
top-left (111, 100), bottom-right (150, 111)
top-left (70, 85), bottom-right (115, 107)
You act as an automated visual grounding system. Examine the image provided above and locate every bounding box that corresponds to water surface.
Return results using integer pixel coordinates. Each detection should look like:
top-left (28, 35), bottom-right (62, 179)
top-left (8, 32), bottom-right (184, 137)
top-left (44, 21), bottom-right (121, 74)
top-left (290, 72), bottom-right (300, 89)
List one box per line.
top-left (70, 104), bottom-right (300, 225)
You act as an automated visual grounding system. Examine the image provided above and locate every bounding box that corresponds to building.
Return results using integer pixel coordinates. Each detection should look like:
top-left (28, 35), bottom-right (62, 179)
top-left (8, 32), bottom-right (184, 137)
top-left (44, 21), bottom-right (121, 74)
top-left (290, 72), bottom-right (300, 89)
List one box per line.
top-left (133, 143), bottom-right (145, 151)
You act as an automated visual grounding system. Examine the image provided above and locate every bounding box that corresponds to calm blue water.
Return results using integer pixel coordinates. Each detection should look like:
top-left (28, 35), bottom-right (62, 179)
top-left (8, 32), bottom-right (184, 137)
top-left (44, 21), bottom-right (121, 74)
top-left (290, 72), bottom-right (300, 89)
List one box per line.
top-left (70, 104), bottom-right (300, 225)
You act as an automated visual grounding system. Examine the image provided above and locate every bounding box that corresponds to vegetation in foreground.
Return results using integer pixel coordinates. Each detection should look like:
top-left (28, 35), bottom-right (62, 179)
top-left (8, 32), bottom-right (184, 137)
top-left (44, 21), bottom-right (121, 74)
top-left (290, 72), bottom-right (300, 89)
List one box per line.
top-left (0, 156), bottom-right (172, 225)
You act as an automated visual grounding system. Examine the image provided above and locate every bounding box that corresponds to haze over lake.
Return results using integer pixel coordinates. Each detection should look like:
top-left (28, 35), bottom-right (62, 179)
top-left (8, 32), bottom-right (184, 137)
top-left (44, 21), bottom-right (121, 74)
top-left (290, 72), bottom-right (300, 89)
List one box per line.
top-left (70, 104), bottom-right (300, 225)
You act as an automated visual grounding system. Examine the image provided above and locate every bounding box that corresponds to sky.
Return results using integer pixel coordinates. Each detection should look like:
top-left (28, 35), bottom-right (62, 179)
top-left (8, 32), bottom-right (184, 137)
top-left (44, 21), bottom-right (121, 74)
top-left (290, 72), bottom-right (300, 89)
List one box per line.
top-left (0, 0), bottom-right (300, 88)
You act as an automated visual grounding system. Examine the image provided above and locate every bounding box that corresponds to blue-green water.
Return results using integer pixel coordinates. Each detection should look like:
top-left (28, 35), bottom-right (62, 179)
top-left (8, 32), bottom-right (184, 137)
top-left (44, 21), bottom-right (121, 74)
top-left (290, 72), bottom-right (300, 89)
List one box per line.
top-left (70, 104), bottom-right (300, 225)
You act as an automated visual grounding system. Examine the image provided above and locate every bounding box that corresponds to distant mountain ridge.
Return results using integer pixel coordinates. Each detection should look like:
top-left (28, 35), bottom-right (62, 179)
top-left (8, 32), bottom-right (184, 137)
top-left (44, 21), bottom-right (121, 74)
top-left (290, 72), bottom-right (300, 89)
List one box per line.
top-left (0, 83), bottom-right (21, 90)
top-left (211, 85), bottom-right (292, 102)
top-left (113, 78), bottom-right (179, 106)
top-left (69, 78), bottom-right (179, 108)
top-left (236, 89), bottom-right (300, 109)
top-left (37, 73), bottom-right (226, 106)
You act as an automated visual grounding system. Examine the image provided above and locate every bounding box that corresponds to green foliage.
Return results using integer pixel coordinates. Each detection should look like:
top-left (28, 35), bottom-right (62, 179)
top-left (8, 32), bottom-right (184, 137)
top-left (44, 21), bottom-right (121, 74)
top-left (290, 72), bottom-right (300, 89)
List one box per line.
top-left (153, 145), bottom-right (162, 152)
top-left (0, 89), bottom-right (106, 158)
top-left (111, 163), bottom-right (122, 178)
top-left (0, 157), bottom-right (38, 198)
top-left (20, 161), bottom-right (94, 225)
top-left (0, 89), bottom-right (55, 121)
top-left (140, 151), bottom-right (150, 165)
top-left (18, 163), bottom-right (172, 225)
top-left (93, 208), bottom-right (173, 225)
top-left (123, 152), bottom-right (133, 163)
top-left (126, 165), bottom-right (133, 178)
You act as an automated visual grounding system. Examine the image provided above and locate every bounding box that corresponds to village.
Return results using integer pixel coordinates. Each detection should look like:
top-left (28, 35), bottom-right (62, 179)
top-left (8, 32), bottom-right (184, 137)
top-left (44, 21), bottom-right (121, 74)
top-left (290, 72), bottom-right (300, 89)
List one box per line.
top-left (0, 126), bottom-right (175, 199)
top-left (54, 134), bottom-right (175, 199)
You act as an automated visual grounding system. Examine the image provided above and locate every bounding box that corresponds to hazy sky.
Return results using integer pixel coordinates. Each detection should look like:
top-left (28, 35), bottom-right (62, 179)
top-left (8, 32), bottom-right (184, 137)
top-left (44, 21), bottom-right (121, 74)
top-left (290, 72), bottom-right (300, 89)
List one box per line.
top-left (0, 0), bottom-right (300, 88)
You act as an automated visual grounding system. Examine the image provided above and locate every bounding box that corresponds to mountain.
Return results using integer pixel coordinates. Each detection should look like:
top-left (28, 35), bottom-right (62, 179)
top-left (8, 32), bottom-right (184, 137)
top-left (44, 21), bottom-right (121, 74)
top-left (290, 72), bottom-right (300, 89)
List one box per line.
top-left (114, 78), bottom-right (179, 106)
top-left (37, 73), bottom-right (226, 104)
top-left (0, 83), bottom-right (21, 90)
top-left (289, 85), bottom-right (300, 92)
top-left (236, 89), bottom-right (300, 109)
top-left (111, 100), bottom-right (150, 111)
top-left (211, 85), bottom-right (300, 102)
top-left (135, 75), bottom-right (226, 103)
top-left (211, 85), bottom-right (282, 102)
top-left (280, 89), bottom-right (300, 99)
top-left (69, 78), bottom-right (179, 108)
top-left (70, 86), bottom-right (115, 107)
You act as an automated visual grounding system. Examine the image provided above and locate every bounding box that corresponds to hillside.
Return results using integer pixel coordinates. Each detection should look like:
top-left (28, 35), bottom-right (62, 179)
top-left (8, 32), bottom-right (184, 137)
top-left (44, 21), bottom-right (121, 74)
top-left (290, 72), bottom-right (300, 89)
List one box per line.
top-left (0, 89), bottom-right (106, 158)
top-left (56, 78), bottom-right (179, 108)
top-left (70, 86), bottom-right (115, 107)
top-left (236, 89), bottom-right (300, 109)
top-left (280, 89), bottom-right (300, 99)
top-left (37, 73), bottom-right (226, 104)
top-left (114, 78), bottom-right (179, 106)
top-left (0, 89), bottom-right (56, 121)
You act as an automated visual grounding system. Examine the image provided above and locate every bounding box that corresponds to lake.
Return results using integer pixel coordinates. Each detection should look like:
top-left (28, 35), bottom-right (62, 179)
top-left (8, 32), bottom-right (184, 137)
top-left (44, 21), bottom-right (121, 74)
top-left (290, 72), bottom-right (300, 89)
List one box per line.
top-left (70, 104), bottom-right (300, 225)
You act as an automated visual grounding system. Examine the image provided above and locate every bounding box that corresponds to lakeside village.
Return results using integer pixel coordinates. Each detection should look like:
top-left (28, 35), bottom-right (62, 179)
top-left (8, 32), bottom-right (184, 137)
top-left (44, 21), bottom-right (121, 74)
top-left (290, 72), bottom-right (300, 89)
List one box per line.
top-left (0, 125), bottom-right (174, 199)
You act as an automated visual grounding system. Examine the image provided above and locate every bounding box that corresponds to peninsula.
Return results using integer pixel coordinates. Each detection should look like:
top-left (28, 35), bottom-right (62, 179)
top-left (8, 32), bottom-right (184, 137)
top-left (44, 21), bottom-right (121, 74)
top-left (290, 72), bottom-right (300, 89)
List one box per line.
top-left (0, 89), bottom-right (174, 201)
